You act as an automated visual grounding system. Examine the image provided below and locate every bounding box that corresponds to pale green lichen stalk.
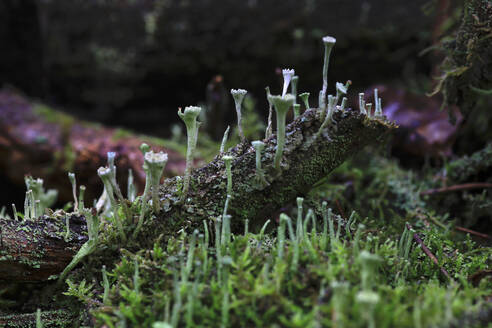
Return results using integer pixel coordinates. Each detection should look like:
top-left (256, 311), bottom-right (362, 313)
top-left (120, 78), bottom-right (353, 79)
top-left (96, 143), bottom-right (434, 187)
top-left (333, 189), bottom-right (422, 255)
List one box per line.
top-left (296, 197), bottom-right (304, 239)
top-left (36, 309), bottom-right (43, 328)
top-left (340, 97), bottom-right (347, 110)
top-left (178, 106), bottom-right (202, 201)
top-left (78, 185), bottom-right (86, 212)
top-left (277, 213), bottom-right (288, 260)
top-left (291, 75), bottom-right (299, 102)
top-left (319, 36), bottom-right (336, 110)
top-left (374, 88), bottom-right (383, 118)
top-left (106, 152), bottom-right (126, 204)
top-left (359, 93), bottom-right (367, 115)
top-left (97, 167), bottom-right (117, 210)
top-left (293, 104), bottom-right (301, 119)
top-left (127, 169), bottom-right (136, 202)
top-left (316, 94), bottom-right (335, 139)
top-left (270, 94), bottom-right (295, 170)
top-left (144, 151), bottom-right (168, 211)
top-left (265, 86), bottom-right (273, 139)
top-left (292, 75), bottom-right (300, 118)
top-left (11, 203), bottom-right (18, 221)
top-left (299, 92), bottom-right (310, 110)
top-left (59, 208), bottom-right (100, 281)
top-left (140, 144), bottom-right (151, 206)
top-left (68, 172), bottom-right (78, 213)
top-left (24, 190), bottom-right (35, 220)
top-left (252, 140), bottom-right (268, 187)
top-left (230, 89), bottom-right (247, 141)
top-left (98, 166), bottom-right (126, 241)
top-left (222, 155), bottom-right (234, 196)
top-left (359, 250), bottom-right (382, 290)
top-left (356, 290), bottom-right (380, 328)
top-left (219, 125), bottom-right (230, 154)
top-left (134, 149), bottom-right (167, 238)
top-left (366, 103), bottom-right (373, 117)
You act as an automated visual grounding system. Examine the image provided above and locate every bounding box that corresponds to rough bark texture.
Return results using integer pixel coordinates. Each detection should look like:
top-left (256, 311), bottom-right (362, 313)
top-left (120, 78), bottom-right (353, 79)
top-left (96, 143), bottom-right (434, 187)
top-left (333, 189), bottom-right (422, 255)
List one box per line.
top-left (0, 214), bottom-right (87, 282)
top-left (0, 310), bottom-right (73, 327)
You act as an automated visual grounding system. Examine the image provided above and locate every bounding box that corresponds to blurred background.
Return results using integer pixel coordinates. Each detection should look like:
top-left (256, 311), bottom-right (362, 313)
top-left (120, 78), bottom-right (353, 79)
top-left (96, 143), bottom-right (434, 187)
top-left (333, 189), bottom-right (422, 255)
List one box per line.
top-left (1, 0), bottom-right (491, 215)
top-left (1, 0), bottom-right (443, 134)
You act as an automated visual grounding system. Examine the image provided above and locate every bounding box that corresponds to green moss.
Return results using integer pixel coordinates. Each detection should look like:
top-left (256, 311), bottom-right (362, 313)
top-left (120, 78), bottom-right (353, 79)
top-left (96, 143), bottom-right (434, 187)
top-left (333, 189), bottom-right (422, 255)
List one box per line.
top-left (33, 104), bottom-right (75, 127)
top-left (112, 128), bottom-right (134, 140)
top-left (447, 143), bottom-right (492, 182)
top-left (86, 203), bottom-right (491, 328)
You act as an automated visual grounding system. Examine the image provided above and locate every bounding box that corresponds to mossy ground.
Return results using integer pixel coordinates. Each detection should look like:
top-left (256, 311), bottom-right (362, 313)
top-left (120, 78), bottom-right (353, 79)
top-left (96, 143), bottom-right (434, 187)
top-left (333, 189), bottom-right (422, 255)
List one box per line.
top-left (60, 145), bottom-right (491, 328)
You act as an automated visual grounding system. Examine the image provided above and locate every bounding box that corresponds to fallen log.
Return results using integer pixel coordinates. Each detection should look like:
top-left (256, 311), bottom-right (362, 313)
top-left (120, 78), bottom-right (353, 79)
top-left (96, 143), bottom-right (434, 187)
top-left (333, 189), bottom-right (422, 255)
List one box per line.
top-left (0, 213), bottom-right (87, 282)
top-left (0, 106), bottom-right (395, 283)
top-left (0, 89), bottom-right (185, 204)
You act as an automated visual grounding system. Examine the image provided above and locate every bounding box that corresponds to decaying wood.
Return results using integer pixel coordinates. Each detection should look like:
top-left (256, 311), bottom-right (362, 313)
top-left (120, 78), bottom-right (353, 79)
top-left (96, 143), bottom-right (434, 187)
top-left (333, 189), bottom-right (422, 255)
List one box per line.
top-left (0, 214), bottom-right (87, 282)
top-left (0, 310), bottom-right (74, 327)
top-left (0, 106), bottom-right (395, 284)
top-left (0, 89), bottom-right (185, 203)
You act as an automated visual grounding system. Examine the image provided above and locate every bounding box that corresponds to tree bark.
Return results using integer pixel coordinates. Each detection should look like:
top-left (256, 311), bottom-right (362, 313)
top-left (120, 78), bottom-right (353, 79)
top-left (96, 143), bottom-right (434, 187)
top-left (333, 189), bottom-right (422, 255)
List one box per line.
top-left (0, 214), bottom-right (87, 282)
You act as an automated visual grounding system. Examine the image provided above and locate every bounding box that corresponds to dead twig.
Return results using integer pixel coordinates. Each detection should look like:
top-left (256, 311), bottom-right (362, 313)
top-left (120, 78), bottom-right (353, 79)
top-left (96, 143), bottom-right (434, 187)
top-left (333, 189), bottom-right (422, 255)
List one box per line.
top-left (406, 223), bottom-right (452, 280)
top-left (420, 182), bottom-right (492, 195)
top-left (455, 226), bottom-right (491, 239)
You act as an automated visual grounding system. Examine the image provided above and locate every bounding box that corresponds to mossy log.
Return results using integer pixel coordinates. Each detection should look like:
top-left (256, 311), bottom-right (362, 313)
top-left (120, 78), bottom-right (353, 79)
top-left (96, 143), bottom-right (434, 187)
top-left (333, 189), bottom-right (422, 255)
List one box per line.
top-left (0, 310), bottom-right (73, 327)
top-left (0, 214), bottom-right (87, 282)
top-left (0, 107), bottom-right (394, 285)
top-left (153, 108), bottom-right (393, 233)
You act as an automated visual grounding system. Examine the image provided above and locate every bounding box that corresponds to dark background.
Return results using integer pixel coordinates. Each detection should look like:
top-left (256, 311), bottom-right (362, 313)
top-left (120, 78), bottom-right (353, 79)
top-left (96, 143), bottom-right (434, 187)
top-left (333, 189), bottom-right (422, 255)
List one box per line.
top-left (0, 0), bottom-right (440, 139)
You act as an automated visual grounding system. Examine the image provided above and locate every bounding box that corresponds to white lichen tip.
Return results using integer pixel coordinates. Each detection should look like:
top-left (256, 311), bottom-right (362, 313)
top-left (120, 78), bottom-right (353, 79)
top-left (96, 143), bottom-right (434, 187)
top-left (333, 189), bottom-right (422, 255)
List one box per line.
top-left (97, 166), bottom-right (111, 177)
top-left (336, 82), bottom-right (347, 94)
top-left (144, 151), bottom-right (168, 166)
top-left (282, 69), bottom-right (295, 97)
top-left (231, 88), bottom-right (247, 101)
top-left (270, 94), bottom-right (295, 114)
top-left (322, 36), bottom-right (336, 44)
top-left (282, 68), bottom-right (295, 77)
top-left (222, 155), bottom-right (234, 162)
top-left (252, 140), bottom-right (265, 150)
top-left (178, 106), bottom-right (202, 123)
